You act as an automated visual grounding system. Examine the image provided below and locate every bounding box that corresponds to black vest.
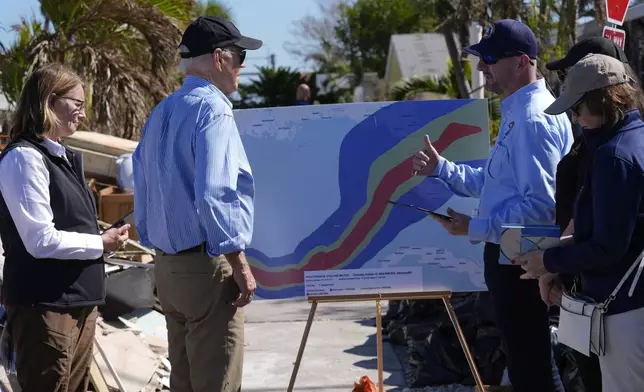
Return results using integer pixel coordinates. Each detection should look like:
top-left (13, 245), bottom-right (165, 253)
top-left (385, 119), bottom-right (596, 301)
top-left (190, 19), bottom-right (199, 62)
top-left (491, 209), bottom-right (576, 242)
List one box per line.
top-left (0, 136), bottom-right (105, 308)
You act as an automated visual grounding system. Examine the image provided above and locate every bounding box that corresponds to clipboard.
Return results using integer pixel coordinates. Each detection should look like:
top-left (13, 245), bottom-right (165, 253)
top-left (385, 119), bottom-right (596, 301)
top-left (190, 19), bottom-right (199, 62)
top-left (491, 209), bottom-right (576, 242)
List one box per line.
top-left (387, 200), bottom-right (452, 222)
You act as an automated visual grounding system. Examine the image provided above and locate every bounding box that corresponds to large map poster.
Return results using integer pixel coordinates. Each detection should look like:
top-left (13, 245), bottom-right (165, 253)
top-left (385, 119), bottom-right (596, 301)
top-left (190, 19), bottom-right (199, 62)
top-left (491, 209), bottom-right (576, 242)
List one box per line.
top-left (233, 99), bottom-right (491, 299)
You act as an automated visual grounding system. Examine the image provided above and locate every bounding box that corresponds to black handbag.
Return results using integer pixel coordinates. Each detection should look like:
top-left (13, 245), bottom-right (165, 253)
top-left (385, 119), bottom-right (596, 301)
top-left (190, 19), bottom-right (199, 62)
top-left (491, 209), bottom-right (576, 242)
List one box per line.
top-left (99, 265), bottom-right (156, 321)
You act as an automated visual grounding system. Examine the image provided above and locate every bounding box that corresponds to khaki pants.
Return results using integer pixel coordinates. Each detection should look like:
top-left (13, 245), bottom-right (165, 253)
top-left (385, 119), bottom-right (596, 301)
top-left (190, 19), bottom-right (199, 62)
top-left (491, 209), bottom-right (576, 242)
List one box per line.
top-left (155, 250), bottom-right (244, 392)
top-left (6, 305), bottom-right (97, 392)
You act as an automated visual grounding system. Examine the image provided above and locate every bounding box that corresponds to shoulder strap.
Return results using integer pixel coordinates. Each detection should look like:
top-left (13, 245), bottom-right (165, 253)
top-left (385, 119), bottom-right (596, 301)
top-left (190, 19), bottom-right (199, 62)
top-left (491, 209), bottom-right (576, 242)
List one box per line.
top-left (602, 248), bottom-right (644, 310)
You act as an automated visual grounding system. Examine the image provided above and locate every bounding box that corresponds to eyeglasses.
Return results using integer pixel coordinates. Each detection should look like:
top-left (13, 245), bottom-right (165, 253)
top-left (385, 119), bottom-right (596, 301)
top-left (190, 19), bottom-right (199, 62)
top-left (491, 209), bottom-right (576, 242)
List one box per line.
top-left (57, 96), bottom-right (85, 111)
top-left (571, 101), bottom-right (582, 116)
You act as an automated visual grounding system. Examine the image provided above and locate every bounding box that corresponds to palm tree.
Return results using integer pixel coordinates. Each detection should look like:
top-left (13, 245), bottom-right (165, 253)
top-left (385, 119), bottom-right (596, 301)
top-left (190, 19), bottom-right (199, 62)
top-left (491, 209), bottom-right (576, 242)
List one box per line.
top-left (237, 66), bottom-right (302, 108)
top-left (193, 0), bottom-right (233, 20)
top-left (0, 0), bottom-right (195, 140)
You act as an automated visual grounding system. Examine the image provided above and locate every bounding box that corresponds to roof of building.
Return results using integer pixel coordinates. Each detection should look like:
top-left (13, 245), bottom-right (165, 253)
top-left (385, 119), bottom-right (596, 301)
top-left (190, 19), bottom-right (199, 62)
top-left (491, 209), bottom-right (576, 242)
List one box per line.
top-left (385, 33), bottom-right (455, 81)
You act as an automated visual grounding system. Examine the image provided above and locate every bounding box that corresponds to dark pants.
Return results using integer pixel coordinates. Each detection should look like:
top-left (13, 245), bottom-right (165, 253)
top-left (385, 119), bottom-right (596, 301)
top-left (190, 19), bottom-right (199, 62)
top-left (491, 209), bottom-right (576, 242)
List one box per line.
top-left (484, 243), bottom-right (562, 392)
top-left (6, 305), bottom-right (97, 392)
top-left (572, 350), bottom-right (602, 391)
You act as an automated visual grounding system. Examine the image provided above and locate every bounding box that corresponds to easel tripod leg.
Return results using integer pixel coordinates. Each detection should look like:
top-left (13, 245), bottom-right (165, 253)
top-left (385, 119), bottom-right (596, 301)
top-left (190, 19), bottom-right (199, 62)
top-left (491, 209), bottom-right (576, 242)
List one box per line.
top-left (442, 297), bottom-right (485, 391)
top-left (376, 299), bottom-right (384, 392)
top-left (287, 300), bottom-right (318, 392)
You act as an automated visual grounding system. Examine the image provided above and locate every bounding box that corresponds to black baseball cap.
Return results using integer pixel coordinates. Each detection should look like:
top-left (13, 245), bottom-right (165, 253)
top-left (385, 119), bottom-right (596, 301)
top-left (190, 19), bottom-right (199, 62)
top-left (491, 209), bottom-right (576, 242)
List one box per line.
top-left (179, 16), bottom-right (263, 59)
top-left (464, 19), bottom-right (538, 63)
top-left (546, 37), bottom-right (629, 71)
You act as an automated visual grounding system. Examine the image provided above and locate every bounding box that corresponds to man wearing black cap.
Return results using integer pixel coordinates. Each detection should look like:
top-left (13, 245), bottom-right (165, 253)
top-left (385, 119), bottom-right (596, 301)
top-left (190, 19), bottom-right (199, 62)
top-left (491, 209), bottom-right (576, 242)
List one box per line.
top-left (133, 16), bottom-right (263, 392)
top-left (412, 19), bottom-right (572, 392)
top-left (546, 36), bottom-right (629, 73)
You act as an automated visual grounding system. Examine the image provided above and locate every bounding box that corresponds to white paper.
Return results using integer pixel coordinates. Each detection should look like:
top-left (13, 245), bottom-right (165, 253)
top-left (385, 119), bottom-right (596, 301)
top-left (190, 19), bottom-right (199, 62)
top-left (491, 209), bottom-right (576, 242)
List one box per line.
top-left (304, 267), bottom-right (423, 297)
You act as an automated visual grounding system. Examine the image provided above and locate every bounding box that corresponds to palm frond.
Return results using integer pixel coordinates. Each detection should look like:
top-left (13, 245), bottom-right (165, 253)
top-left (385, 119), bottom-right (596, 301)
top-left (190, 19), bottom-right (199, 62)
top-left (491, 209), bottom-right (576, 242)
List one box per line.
top-left (388, 75), bottom-right (451, 101)
top-left (1, 0), bottom-right (191, 140)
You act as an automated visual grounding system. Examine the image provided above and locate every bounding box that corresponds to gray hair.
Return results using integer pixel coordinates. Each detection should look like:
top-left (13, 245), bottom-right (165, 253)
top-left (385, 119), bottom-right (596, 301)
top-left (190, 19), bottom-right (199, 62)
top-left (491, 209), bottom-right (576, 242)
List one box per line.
top-left (178, 45), bottom-right (232, 73)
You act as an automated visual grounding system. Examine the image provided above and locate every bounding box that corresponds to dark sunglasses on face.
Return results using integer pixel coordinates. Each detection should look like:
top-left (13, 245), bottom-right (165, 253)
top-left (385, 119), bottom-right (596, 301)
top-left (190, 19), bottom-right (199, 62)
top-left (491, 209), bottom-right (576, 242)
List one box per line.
top-left (481, 52), bottom-right (531, 65)
top-left (481, 55), bottom-right (501, 65)
top-left (218, 47), bottom-right (246, 64)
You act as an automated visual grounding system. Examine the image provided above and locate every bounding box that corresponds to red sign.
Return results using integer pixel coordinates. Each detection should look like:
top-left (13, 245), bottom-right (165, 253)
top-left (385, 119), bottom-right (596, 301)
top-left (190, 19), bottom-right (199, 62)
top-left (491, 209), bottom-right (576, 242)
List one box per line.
top-left (603, 26), bottom-right (626, 49)
top-left (606, 0), bottom-right (631, 25)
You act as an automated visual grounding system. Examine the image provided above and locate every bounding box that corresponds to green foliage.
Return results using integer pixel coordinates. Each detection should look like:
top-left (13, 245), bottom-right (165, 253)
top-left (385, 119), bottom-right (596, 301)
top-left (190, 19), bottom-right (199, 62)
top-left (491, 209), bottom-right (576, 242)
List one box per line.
top-left (0, 0), bottom-right (194, 140)
top-left (389, 75), bottom-right (451, 100)
top-left (192, 0), bottom-right (233, 20)
top-left (0, 17), bottom-right (46, 107)
top-left (236, 66), bottom-right (302, 108)
top-left (488, 96), bottom-right (501, 145)
top-left (334, 0), bottom-right (431, 82)
top-left (235, 65), bottom-right (354, 108)
top-left (388, 58), bottom-right (472, 100)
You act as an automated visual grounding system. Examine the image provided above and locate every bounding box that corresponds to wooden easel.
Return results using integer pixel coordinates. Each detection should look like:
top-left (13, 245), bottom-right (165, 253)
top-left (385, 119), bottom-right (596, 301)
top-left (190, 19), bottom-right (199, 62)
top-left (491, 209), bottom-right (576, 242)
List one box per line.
top-left (286, 291), bottom-right (485, 392)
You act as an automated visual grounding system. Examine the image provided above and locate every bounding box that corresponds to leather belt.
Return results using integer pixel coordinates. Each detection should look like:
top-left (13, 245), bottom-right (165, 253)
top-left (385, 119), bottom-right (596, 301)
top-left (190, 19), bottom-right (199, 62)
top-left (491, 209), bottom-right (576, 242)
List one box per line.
top-left (177, 243), bottom-right (206, 254)
top-left (155, 243), bottom-right (206, 256)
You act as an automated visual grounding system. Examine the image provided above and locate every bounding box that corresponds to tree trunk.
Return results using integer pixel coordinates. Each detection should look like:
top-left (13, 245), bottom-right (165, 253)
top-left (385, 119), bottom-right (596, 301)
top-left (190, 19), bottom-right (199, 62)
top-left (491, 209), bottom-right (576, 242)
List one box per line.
top-left (594, 0), bottom-right (606, 26)
top-left (442, 25), bottom-right (470, 98)
top-left (556, 0), bottom-right (568, 48)
top-left (566, 0), bottom-right (578, 45)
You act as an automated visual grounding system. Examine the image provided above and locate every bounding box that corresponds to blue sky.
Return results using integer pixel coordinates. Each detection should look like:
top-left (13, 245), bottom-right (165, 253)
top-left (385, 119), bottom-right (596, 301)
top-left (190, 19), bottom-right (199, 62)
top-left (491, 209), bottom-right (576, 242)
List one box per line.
top-left (0, 0), bottom-right (324, 78)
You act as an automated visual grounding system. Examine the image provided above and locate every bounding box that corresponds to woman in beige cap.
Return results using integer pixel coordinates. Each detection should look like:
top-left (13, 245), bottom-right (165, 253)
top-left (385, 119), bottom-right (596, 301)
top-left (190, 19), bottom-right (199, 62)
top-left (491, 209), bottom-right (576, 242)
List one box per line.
top-left (514, 53), bottom-right (644, 391)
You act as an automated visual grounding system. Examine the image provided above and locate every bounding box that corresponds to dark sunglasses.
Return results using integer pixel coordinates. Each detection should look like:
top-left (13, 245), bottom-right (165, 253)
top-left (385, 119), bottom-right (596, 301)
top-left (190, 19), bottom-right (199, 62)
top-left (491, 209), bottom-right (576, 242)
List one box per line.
top-left (481, 52), bottom-right (532, 65)
top-left (217, 47), bottom-right (246, 64)
top-left (235, 49), bottom-right (247, 64)
top-left (481, 55), bottom-right (502, 65)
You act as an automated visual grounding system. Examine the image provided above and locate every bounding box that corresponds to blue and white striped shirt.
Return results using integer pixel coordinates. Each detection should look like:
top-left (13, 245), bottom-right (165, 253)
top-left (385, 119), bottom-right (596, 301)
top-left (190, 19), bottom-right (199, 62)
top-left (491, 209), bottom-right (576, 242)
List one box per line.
top-left (132, 76), bottom-right (254, 256)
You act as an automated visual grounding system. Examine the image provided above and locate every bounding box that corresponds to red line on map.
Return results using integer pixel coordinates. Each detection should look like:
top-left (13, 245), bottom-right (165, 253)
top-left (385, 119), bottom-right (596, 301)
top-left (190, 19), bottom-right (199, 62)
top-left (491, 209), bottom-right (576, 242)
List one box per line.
top-left (251, 123), bottom-right (482, 287)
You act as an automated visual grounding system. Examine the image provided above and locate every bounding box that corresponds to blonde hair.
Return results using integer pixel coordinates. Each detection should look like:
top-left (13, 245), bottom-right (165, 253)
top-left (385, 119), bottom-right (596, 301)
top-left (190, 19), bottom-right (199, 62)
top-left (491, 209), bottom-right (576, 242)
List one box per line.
top-left (10, 63), bottom-right (84, 140)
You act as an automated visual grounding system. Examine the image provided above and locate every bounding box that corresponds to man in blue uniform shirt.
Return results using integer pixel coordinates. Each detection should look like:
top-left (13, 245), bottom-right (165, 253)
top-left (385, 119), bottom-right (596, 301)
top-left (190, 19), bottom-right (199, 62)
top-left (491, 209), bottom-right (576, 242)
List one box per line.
top-left (412, 19), bottom-right (572, 391)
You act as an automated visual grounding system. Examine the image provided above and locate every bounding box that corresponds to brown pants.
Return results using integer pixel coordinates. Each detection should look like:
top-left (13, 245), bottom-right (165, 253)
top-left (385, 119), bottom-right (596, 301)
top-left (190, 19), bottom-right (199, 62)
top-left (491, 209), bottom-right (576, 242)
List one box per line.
top-left (6, 305), bottom-right (97, 392)
top-left (155, 251), bottom-right (244, 392)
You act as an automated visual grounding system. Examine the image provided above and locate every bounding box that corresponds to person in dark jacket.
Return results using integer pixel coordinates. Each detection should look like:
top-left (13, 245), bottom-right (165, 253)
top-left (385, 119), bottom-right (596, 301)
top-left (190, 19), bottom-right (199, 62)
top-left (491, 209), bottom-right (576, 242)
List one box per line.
top-left (543, 36), bottom-right (640, 392)
top-left (0, 63), bottom-right (130, 392)
top-left (546, 37), bottom-right (638, 235)
top-left (516, 53), bottom-right (644, 392)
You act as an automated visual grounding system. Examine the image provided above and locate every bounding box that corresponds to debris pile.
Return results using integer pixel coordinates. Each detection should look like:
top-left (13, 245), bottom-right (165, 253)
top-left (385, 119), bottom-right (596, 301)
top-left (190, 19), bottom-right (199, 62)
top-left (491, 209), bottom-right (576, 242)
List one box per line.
top-left (383, 293), bottom-right (506, 388)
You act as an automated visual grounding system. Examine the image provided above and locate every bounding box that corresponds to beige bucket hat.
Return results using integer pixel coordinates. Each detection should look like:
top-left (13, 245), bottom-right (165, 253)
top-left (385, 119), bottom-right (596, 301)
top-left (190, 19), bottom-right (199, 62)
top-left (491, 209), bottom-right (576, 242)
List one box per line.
top-left (545, 53), bottom-right (633, 115)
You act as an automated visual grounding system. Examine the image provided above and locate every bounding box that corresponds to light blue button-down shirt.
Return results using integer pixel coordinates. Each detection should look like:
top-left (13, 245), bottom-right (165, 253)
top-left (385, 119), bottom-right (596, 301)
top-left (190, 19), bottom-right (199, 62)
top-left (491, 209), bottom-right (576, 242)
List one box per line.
top-left (434, 78), bottom-right (573, 244)
top-left (132, 76), bottom-right (254, 256)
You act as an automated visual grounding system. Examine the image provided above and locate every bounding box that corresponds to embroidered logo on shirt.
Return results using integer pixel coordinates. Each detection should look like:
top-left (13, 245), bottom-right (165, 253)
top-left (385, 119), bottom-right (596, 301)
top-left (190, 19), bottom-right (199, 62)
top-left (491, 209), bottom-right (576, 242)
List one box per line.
top-left (503, 121), bottom-right (515, 138)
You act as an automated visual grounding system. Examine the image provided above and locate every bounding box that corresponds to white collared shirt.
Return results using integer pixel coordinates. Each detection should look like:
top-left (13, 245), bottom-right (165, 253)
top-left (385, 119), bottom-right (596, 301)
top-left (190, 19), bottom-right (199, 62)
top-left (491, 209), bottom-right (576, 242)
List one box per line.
top-left (0, 138), bottom-right (104, 260)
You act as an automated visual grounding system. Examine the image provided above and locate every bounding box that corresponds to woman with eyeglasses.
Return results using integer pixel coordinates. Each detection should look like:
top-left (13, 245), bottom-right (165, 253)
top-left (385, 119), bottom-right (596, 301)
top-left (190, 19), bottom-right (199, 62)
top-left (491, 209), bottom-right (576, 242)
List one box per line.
top-left (0, 63), bottom-right (130, 392)
top-left (515, 53), bottom-right (644, 392)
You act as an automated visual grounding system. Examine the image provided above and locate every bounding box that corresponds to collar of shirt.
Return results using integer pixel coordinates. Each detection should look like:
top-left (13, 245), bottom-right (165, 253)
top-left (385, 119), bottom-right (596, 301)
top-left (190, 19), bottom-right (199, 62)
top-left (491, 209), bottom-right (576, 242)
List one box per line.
top-left (183, 75), bottom-right (233, 109)
top-left (500, 78), bottom-right (547, 115)
top-left (583, 109), bottom-right (642, 151)
top-left (43, 137), bottom-right (67, 159)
